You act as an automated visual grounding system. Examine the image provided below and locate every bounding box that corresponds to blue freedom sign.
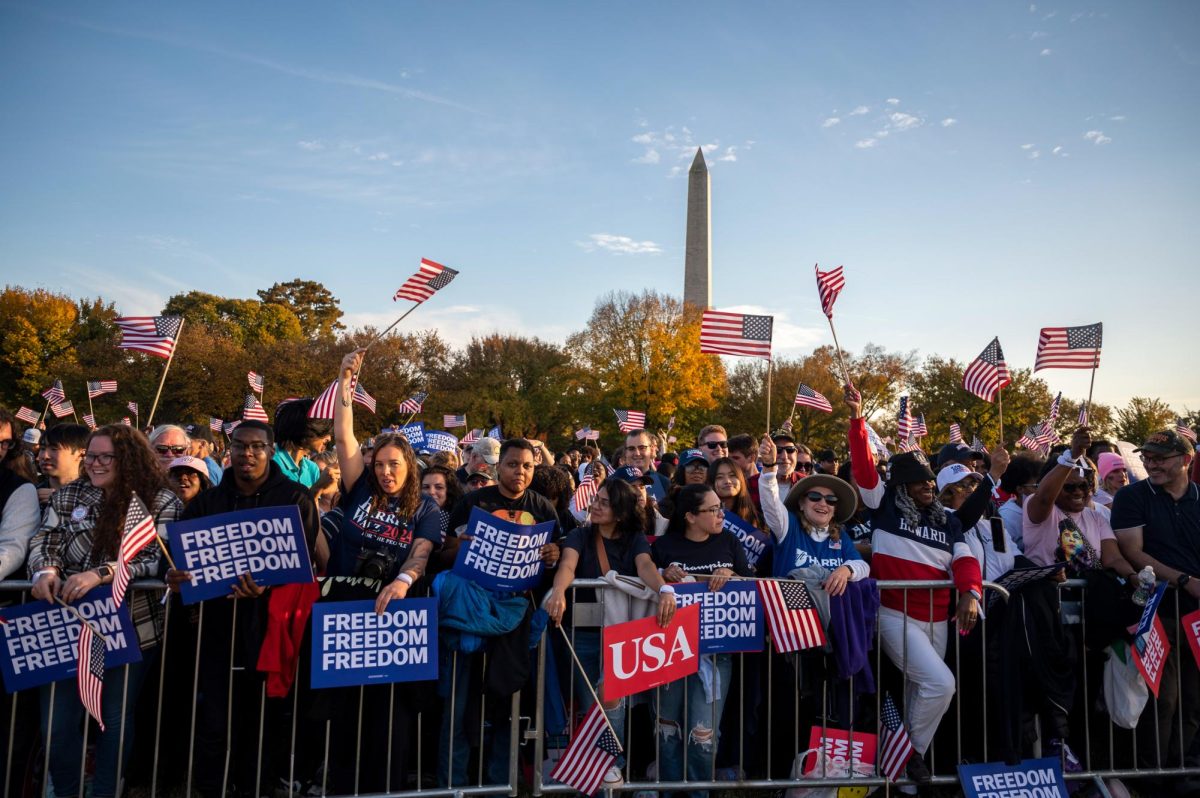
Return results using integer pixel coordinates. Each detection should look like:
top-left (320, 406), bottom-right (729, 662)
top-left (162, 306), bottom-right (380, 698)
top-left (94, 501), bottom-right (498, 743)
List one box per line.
top-left (958, 758), bottom-right (1067, 798)
top-left (1133, 581), bottom-right (1168, 641)
top-left (452, 506), bottom-right (555, 591)
top-left (423, 431), bottom-right (459, 453)
top-left (0, 586), bottom-right (142, 693)
top-left (673, 582), bottom-right (764, 654)
top-left (310, 598), bottom-right (438, 689)
top-left (398, 422), bottom-right (426, 449)
top-left (168, 505), bottom-right (313, 604)
top-left (723, 510), bottom-right (772, 572)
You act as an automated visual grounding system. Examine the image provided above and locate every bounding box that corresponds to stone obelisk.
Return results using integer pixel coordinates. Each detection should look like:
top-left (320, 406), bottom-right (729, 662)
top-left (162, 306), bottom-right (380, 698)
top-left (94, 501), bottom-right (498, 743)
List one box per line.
top-left (683, 148), bottom-right (711, 308)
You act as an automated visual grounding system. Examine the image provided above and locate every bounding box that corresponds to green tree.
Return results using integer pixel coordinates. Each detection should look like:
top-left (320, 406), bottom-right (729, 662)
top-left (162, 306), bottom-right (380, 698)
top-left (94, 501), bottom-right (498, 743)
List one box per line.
top-left (1115, 397), bottom-right (1176, 444)
top-left (908, 358), bottom-right (1053, 448)
top-left (163, 291), bottom-right (304, 345)
top-left (258, 279), bottom-right (345, 339)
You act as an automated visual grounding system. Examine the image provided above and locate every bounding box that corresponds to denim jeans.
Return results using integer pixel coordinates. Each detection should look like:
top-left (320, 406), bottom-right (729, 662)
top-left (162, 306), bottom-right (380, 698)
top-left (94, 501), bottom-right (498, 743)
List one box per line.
top-left (39, 660), bottom-right (148, 798)
top-left (437, 649), bottom-right (512, 788)
top-left (655, 654), bottom-right (732, 798)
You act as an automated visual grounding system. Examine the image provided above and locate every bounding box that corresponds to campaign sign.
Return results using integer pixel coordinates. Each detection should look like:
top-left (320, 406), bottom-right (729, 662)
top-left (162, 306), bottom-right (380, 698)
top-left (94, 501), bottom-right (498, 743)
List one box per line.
top-left (310, 598), bottom-right (438, 689)
top-left (423, 430), bottom-right (459, 453)
top-left (1131, 614), bottom-right (1170, 697)
top-left (0, 586), bottom-right (141, 693)
top-left (168, 505), bottom-right (314, 604)
top-left (673, 582), bottom-right (763, 654)
top-left (1182, 609), bottom-right (1200, 669)
top-left (958, 758), bottom-right (1066, 798)
top-left (723, 511), bottom-right (772, 572)
top-left (398, 422), bottom-right (426, 449)
top-left (452, 506), bottom-right (555, 592)
top-left (1132, 580), bottom-right (1168, 640)
top-left (603, 603), bottom-right (700, 702)
top-left (801, 728), bottom-right (877, 776)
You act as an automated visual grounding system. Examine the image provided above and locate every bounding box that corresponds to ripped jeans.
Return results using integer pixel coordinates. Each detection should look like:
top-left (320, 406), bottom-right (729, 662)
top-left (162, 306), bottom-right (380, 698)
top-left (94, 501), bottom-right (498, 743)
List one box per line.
top-left (655, 654), bottom-right (732, 797)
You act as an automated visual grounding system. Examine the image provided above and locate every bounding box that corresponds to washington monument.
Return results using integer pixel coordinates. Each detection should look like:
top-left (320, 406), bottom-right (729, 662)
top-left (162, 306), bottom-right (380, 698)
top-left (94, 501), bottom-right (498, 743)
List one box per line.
top-left (683, 148), bottom-right (711, 308)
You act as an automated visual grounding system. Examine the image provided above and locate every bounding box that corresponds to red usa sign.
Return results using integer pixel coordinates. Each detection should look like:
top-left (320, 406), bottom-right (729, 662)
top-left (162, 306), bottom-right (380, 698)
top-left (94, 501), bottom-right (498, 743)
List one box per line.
top-left (602, 604), bottom-right (700, 702)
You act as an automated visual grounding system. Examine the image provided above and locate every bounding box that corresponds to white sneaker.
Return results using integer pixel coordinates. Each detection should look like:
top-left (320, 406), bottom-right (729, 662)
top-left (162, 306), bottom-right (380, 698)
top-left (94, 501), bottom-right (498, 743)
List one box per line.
top-left (603, 766), bottom-right (625, 787)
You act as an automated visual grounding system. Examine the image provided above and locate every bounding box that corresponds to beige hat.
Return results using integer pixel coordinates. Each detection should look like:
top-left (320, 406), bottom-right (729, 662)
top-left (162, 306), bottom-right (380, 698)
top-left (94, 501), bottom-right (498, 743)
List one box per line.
top-left (472, 437), bottom-right (501, 464)
top-left (783, 474), bottom-right (859, 525)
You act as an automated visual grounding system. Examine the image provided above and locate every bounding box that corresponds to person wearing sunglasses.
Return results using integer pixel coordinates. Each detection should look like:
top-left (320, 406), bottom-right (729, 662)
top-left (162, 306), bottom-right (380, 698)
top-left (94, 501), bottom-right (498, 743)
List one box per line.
top-left (0, 408), bottom-right (40, 581)
top-left (696, 424), bottom-right (729, 464)
top-left (29, 423), bottom-right (183, 798)
top-left (148, 423), bottom-right (191, 472)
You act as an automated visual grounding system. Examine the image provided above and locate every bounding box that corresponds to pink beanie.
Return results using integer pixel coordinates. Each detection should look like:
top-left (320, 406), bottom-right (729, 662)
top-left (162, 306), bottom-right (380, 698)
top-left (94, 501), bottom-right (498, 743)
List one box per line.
top-left (1097, 452), bottom-right (1126, 482)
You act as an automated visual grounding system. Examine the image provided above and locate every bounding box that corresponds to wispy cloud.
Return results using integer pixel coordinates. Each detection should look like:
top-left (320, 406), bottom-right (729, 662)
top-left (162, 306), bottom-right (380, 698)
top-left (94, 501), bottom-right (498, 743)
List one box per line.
top-left (577, 234), bottom-right (663, 255)
top-left (888, 112), bottom-right (921, 132)
top-left (629, 124), bottom-right (753, 175)
top-left (1110, 115), bottom-right (1127, 122)
top-left (849, 105), bottom-right (870, 116)
top-left (632, 149), bottom-right (661, 164)
top-left (886, 98), bottom-right (900, 105)
top-left (941, 118), bottom-right (958, 127)
top-left (822, 117), bottom-right (841, 128)
top-left (1084, 130), bottom-right (1112, 145)
top-left (1040, 48), bottom-right (1053, 56)
top-left (1030, 31), bottom-right (1049, 39)
top-left (1021, 143), bottom-right (1036, 150)
top-left (297, 140), bottom-right (325, 151)
top-left (855, 138), bottom-right (878, 149)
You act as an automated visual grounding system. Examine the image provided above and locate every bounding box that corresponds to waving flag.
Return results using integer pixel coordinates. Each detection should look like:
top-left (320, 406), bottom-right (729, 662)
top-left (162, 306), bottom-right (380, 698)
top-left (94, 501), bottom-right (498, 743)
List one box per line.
top-left (1017, 426), bottom-right (1044, 453)
top-left (443, 414), bottom-right (467, 429)
top-left (114, 316), bottom-right (182, 359)
top-left (120, 417), bottom-right (132, 426)
top-left (247, 371), bottom-right (264, 393)
top-left (1176, 420), bottom-right (1197, 444)
top-left (912, 414), bottom-right (928, 439)
top-left (394, 258), bottom-right (459, 303)
top-left (127, 401), bottom-right (139, 415)
top-left (460, 429), bottom-right (482, 446)
top-left (700, 310), bottom-right (773, 359)
top-left (758, 580), bottom-right (826, 653)
top-left (50, 400), bottom-right (75, 418)
top-left (962, 337), bottom-right (1011, 402)
top-left (309, 381), bottom-right (339, 420)
top-left (897, 396), bottom-right (913, 440)
top-left (948, 423), bottom-right (963, 444)
top-left (1035, 323), bottom-right (1103, 371)
top-left (570, 474), bottom-right (598, 516)
top-left (223, 420), bottom-right (241, 435)
top-left (243, 395), bottom-right (269, 422)
top-left (878, 693), bottom-right (915, 782)
top-left (112, 494), bottom-right (157, 609)
top-left (814, 264), bottom-right (846, 319)
top-left (15, 407), bottom-right (40, 425)
top-left (613, 409), bottom-right (646, 434)
top-left (794, 384), bottom-right (833, 413)
top-left (897, 437), bottom-right (921, 453)
top-left (77, 622), bottom-right (107, 731)
top-left (87, 380), bottom-right (118, 399)
top-left (83, 414), bottom-right (97, 430)
top-left (864, 421), bottom-right (891, 461)
top-left (352, 384), bottom-right (377, 414)
top-left (41, 381), bottom-right (66, 404)
top-left (209, 417), bottom-right (223, 432)
top-left (575, 427), bottom-right (600, 441)
top-left (1048, 391), bottom-right (1062, 425)
top-left (1078, 405), bottom-right (1089, 427)
top-left (399, 391), bottom-right (428, 414)
top-left (550, 702), bottom-right (621, 795)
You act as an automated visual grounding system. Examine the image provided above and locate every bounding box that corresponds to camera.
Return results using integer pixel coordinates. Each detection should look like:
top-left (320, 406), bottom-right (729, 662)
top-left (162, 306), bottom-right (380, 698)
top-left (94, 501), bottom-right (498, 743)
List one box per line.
top-left (355, 546), bottom-right (399, 581)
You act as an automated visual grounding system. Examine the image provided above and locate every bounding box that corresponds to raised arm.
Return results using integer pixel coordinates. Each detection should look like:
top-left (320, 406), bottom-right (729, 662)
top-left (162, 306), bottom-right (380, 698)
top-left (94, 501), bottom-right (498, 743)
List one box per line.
top-left (756, 435), bottom-right (789, 540)
top-left (1027, 428), bottom-right (1088, 525)
top-left (334, 348), bottom-right (366, 490)
top-left (844, 385), bottom-right (884, 508)
top-left (957, 445), bottom-right (1009, 529)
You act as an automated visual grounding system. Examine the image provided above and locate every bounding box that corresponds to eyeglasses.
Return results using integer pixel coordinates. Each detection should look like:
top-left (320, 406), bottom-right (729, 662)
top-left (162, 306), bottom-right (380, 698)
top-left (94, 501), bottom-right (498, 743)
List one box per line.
top-left (0, 439), bottom-right (15, 452)
top-left (230, 442), bottom-right (271, 454)
top-left (84, 453), bottom-right (116, 466)
top-left (1140, 453), bottom-right (1182, 466)
top-left (155, 444), bottom-right (188, 456)
top-left (702, 441), bottom-right (728, 450)
top-left (626, 444), bottom-right (650, 453)
top-left (694, 505), bottom-right (724, 516)
top-left (805, 491), bottom-right (839, 505)
top-left (778, 446), bottom-right (798, 454)
top-left (795, 462), bottom-right (815, 473)
top-left (1061, 482), bottom-right (1092, 494)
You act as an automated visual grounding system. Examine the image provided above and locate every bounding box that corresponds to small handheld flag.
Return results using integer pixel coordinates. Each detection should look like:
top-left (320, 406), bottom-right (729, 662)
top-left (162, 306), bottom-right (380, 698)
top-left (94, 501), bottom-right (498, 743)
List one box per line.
top-left (793, 384), bottom-right (833, 413)
top-left (814, 264), bottom-right (846, 319)
top-left (112, 494), bottom-right (158, 609)
top-left (962, 337), bottom-right (1012, 403)
top-left (15, 407), bottom-right (40, 425)
top-left (77, 622), bottom-right (106, 731)
top-left (878, 692), bottom-right (915, 782)
top-left (757, 580), bottom-right (826, 653)
top-left (247, 371), bottom-right (264, 394)
top-left (243, 395), bottom-right (269, 422)
top-left (352, 383), bottom-right (377, 414)
top-left (613, 410), bottom-right (646, 434)
top-left (42, 380), bottom-right (66, 404)
top-left (399, 391), bottom-right (428, 414)
top-left (394, 258), bottom-right (459, 303)
top-left (948, 423), bottom-right (963, 444)
top-left (87, 380), bottom-right (118, 399)
top-left (700, 310), bottom-right (773, 360)
top-left (50, 400), bottom-right (75, 419)
top-left (1035, 323), bottom-right (1103, 371)
top-left (549, 703), bottom-right (621, 795)
top-left (114, 316), bottom-right (182, 359)
top-left (443, 414), bottom-right (467, 429)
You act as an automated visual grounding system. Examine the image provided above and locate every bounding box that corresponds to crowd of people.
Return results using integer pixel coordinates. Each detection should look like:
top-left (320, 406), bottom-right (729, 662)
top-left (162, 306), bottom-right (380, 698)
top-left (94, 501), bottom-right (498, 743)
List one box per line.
top-left (0, 354), bottom-right (1198, 798)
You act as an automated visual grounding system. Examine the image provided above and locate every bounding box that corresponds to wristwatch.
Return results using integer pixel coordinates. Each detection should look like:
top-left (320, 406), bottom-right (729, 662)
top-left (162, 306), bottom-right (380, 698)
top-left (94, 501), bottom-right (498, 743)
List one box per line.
top-left (95, 564), bottom-right (114, 581)
top-left (1178, 574), bottom-right (1192, 590)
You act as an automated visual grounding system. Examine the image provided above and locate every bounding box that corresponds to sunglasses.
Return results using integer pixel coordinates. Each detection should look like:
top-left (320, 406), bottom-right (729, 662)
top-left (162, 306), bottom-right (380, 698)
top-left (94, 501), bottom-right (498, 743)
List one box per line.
top-left (154, 444), bottom-right (188, 456)
top-left (805, 491), bottom-right (839, 505)
top-left (703, 441), bottom-right (728, 450)
top-left (1061, 482), bottom-right (1092, 494)
top-left (795, 462), bottom-right (815, 472)
top-left (778, 446), bottom-right (798, 454)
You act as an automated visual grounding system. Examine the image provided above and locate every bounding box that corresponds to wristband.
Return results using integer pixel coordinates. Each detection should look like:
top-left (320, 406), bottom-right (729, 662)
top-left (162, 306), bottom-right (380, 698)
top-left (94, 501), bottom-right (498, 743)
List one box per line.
top-left (33, 568), bottom-right (58, 582)
top-left (1057, 451), bottom-right (1082, 469)
top-left (659, 585), bottom-right (676, 595)
top-left (396, 572), bottom-right (414, 586)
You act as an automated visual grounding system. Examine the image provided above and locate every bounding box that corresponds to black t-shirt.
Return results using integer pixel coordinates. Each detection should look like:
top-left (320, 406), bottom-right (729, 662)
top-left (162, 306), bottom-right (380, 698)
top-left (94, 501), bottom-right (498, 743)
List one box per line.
top-left (1111, 480), bottom-right (1200, 583)
top-left (651, 531), bottom-right (753, 577)
top-left (563, 525), bottom-right (651, 580)
top-left (446, 485), bottom-right (560, 537)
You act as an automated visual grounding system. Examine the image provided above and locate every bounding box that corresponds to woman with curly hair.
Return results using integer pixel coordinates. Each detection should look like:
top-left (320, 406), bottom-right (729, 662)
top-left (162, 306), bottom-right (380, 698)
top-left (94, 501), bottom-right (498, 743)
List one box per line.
top-left (28, 424), bottom-right (182, 798)
top-left (420, 463), bottom-right (462, 513)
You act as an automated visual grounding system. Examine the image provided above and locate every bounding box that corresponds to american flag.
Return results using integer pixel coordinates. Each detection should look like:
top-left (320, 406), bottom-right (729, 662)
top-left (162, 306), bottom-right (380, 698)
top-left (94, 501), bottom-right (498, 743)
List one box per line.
top-left (120, 417), bottom-right (131, 426)
top-left (77, 621), bottom-right (106, 731)
top-left (700, 310), bottom-right (774, 360)
top-left (898, 437), bottom-right (922, 453)
top-left (814, 264), bottom-right (846, 319)
top-left (15, 407), bottom-right (40, 425)
top-left (399, 391), bottom-right (428, 414)
top-left (1048, 391), bottom-right (1062, 425)
top-left (487, 425), bottom-right (503, 440)
top-left (1017, 426), bottom-right (1044, 452)
top-left (352, 383), bottom-right (377, 414)
top-left (460, 428), bottom-right (482, 446)
top-left (209, 417), bottom-right (223, 432)
top-left (570, 474), bottom-right (598, 515)
top-left (667, 415), bottom-right (676, 431)
top-left (50, 401), bottom-right (75, 418)
top-left (1176, 420), bottom-right (1197, 443)
top-left (549, 702), bottom-right (622, 795)
top-left (243, 395), bottom-right (269, 422)
top-left (575, 427), bottom-right (600, 441)
top-left (112, 494), bottom-right (157, 609)
top-left (794, 384), bottom-right (833, 413)
top-left (42, 380), bottom-right (66, 404)
top-left (1078, 405), bottom-right (1089, 427)
top-left (962, 337), bottom-right (1012, 402)
top-left (1035, 323), bottom-right (1102, 371)
top-left (83, 414), bottom-right (97, 430)
top-left (613, 409), bottom-right (646, 433)
top-left (223, 420), bottom-right (241, 435)
top-left (309, 380), bottom-right (339, 420)
top-left (1033, 420), bottom-right (1057, 449)
top-left (87, 380), bottom-right (118, 399)
top-left (865, 421), bottom-right (890, 461)
top-left (948, 423), bottom-right (963, 444)
top-left (393, 258), bottom-right (460, 303)
top-left (878, 693), bottom-right (915, 782)
top-left (897, 396), bottom-right (913, 439)
top-left (127, 401), bottom-right (139, 415)
top-left (912, 414), bottom-right (928, 439)
top-left (758, 579), bottom-right (826, 653)
top-left (114, 316), bottom-right (183, 359)
top-left (247, 371), bottom-right (264, 393)
top-left (444, 414), bottom-right (467, 428)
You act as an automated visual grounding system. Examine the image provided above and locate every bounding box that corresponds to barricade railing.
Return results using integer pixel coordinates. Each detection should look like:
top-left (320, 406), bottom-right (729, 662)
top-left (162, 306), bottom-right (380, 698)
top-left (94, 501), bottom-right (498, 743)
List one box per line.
top-left (2, 577), bottom-right (1198, 797)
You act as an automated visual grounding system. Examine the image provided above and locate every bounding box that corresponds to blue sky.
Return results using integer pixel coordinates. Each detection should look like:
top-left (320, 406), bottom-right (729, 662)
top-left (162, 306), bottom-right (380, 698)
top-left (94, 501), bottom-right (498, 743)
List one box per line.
top-left (2, 1), bottom-right (1197, 411)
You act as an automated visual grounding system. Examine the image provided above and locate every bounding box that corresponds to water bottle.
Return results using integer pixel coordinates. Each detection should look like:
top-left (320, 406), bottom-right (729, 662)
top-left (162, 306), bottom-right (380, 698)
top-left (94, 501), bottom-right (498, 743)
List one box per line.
top-left (1131, 566), bottom-right (1156, 606)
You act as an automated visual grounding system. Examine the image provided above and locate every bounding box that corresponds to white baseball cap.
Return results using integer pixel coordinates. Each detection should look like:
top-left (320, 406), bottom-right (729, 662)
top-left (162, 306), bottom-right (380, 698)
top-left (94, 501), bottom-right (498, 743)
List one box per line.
top-left (936, 462), bottom-right (983, 493)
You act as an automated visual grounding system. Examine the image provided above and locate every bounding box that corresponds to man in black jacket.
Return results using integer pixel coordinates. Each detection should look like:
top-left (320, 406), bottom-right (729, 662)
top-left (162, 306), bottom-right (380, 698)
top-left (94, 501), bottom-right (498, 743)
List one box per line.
top-left (168, 420), bottom-right (319, 798)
